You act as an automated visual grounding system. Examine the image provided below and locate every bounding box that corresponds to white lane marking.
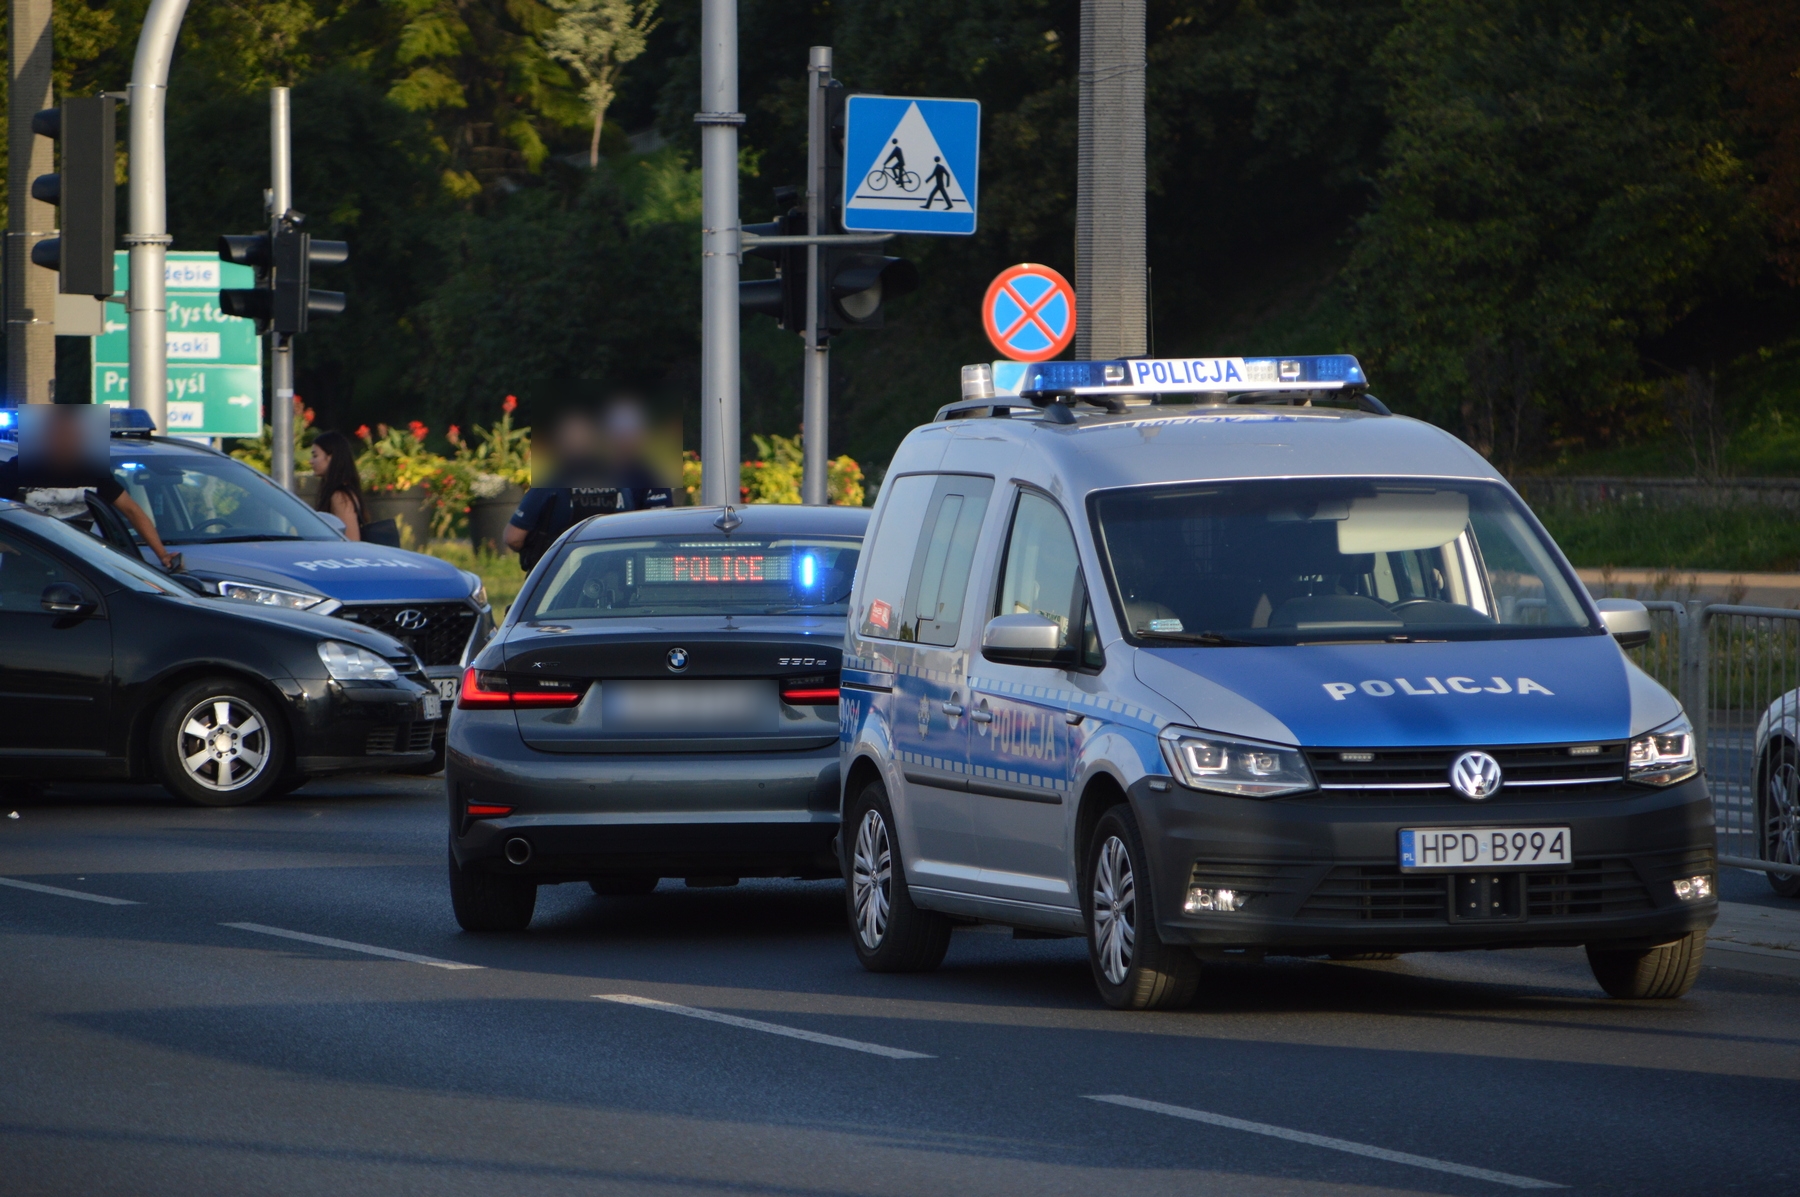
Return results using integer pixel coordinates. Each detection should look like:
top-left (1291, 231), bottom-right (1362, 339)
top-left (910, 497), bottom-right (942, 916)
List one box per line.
top-left (222, 923), bottom-right (483, 970)
top-left (594, 994), bottom-right (933, 1059)
top-left (1086, 1095), bottom-right (1564, 1190)
top-left (0, 876), bottom-right (140, 905)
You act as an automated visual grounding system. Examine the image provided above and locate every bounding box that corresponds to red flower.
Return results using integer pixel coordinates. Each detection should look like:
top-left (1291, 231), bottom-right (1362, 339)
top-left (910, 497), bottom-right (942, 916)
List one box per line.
top-left (502, 394), bottom-right (518, 414)
top-left (447, 424), bottom-right (462, 443)
top-left (301, 407), bottom-right (316, 426)
top-left (377, 423), bottom-right (390, 437)
top-left (408, 420), bottom-right (429, 440)
top-left (291, 394), bottom-right (305, 412)
top-left (355, 424), bottom-right (371, 440)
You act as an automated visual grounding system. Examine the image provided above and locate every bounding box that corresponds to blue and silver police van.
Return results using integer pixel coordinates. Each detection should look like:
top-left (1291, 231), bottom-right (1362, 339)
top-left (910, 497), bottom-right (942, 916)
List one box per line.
top-left (0, 409), bottom-right (493, 768)
top-left (838, 356), bottom-right (1715, 1009)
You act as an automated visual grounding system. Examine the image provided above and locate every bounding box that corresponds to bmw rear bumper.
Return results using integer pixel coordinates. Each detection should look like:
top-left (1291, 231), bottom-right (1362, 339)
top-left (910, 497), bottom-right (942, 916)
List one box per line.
top-left (1130, 774), bottom-right (1718, 953)
top-left (446, 711), bottom-right (841, 881)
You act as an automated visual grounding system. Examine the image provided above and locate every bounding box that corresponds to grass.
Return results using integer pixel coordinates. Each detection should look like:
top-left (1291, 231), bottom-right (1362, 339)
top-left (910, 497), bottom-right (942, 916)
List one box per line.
top-left (1536, 503), bottom-right (1800, 573)
top-left (423, 542), bottom-right (528, 620)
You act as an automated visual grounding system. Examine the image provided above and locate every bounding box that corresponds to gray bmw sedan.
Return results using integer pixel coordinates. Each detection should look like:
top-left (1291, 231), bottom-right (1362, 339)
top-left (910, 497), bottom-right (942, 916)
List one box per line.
top-left (446, 503), bottom-right (867, 931)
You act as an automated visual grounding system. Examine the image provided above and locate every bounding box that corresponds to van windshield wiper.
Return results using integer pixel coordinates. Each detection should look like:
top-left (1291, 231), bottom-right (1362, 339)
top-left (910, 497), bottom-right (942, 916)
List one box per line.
top-left (1134, 628), bottom-right (1259, 647)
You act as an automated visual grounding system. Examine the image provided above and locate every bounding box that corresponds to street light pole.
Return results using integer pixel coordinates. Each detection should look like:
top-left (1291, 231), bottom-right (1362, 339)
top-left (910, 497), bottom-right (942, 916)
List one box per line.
top-left (696, 0), bottom-right (743, 507)
top-left (1075, 0), bottom-right (1147, 360)
top-left (269, 87), bottom-right (295, 493)
top-left (801, 46), bottom-right (832, 506)
top-left (126, 0), bottom-right (192, 432)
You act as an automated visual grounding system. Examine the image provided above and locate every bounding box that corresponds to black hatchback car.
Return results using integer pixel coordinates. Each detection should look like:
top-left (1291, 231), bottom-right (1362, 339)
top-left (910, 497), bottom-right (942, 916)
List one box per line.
top-left (446, 504), bottom-right (868, 930)
top-left (0, 499), bottom-right (438, 805)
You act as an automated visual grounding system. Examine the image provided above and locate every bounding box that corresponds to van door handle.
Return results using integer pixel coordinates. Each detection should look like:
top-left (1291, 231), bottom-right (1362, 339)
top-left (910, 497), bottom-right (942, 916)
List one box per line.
top-left (941, 701), bottom-right (964, 716)
top-left (970, 709), bottom-right (994, 724)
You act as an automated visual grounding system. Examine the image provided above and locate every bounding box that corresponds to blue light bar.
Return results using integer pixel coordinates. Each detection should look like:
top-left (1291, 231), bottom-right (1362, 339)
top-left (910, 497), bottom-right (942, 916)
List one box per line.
top-left (0, 405), bottom-right (15, 443)
top-left (1002, 355), bottom-right (1366, 398)
top-left (108, 407), bottom-right (157, 433)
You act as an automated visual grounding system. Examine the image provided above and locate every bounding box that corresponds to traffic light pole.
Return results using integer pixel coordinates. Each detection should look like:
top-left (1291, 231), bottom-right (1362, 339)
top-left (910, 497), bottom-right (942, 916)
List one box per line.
top-left (7, 0), bottom-right (55, 406)
top-left (696, 0), bottom-right (742, 508)
top-left (269, 87), bottom-right (295, 493)
top-left (801, 46), bottom-right (831, 506)
top-left (125, 0), bottom-right (193, 432)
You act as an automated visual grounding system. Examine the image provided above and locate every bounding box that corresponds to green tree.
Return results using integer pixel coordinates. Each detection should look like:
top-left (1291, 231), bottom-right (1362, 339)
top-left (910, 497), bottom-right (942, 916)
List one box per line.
top-left (541, 0), bottom-right (659, 168)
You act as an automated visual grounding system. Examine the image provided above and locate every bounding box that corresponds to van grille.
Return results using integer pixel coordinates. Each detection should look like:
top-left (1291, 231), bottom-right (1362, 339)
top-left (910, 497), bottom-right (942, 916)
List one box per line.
top-left (1525, 859), bottom-right (1654, 917)
top-left (337, 602), bottom-right (476, 667)
top-left (1305, 743), bottom-right (1627, 797)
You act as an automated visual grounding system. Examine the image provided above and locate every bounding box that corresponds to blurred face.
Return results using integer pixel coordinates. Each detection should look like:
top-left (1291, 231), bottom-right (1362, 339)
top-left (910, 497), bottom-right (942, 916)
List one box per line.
top-left (310, 443), bottom-right (329, 476)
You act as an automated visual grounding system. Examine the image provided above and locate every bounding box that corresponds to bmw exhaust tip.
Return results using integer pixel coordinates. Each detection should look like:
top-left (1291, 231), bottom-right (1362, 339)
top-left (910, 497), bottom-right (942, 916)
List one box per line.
top-left (504, 838), bottom-right (533, 866)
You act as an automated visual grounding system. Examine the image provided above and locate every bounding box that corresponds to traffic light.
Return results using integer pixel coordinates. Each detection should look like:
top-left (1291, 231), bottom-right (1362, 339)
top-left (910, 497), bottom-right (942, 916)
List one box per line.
top-left (217, 216), bottom-right (348, 336)
top-left (819, 247), bottom-right (918, 334)
top-left (740, 189), bottom-right (807, 331)
top-left (28, 96), bottom-right (117, 297)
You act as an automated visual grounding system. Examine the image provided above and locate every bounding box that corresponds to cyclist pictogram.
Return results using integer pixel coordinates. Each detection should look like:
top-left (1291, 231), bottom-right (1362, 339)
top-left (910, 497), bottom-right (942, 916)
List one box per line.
top-left (983, 264), bottom-right (1077, 362)
top-left (867, 140), bottom-right (921, 192)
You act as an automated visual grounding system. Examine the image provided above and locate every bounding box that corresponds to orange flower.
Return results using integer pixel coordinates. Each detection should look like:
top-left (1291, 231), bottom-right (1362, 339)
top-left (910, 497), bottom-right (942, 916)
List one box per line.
top-left (502, 394), bottom-right (518, 414)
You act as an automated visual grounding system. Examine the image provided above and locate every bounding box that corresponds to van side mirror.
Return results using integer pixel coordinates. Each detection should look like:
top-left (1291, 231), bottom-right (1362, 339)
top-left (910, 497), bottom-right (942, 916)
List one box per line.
top-left (41, 583), bottom-right (96, 617)
top-left (1595, 598), bottom-right (1651, 650)
top-left (982, 613), bottom-right (1069, 666)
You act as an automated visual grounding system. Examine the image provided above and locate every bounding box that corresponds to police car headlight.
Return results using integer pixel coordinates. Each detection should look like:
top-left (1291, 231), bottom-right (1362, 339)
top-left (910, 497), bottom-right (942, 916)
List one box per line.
top-left (460, 569), bottom-right (489, 608)
top-left (317, 640), bottom-right (399, 682)
top-left (1157, 726), bottom-right (1315, 798)
top-left (218, 580), bottom-right (331, 610)
top-left (1628, 714), bottom-right (1697, 786)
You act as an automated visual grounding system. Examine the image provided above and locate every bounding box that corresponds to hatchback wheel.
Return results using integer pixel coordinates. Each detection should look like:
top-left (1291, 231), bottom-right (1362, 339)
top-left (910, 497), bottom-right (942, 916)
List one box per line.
top-left (1758, 739), bottom-right (1800, 898)
top-left (153, 679), bottom-right (283, 807)
top-left (1084, 806), bottom-right (1199, 1010)
top-left (845, 779), bottom-right (950, 972)
top-left (1586, 931), bottom-right (1705, 999)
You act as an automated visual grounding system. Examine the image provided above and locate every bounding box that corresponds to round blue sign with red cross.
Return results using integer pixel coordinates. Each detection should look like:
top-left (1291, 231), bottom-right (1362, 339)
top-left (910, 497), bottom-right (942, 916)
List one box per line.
top-left (982, 263), bottom-right (1076, 362)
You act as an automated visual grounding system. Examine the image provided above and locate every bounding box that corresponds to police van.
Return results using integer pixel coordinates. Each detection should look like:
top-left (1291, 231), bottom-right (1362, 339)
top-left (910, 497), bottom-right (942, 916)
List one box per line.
top-left (837, 355), bottom-right (1716, 1009)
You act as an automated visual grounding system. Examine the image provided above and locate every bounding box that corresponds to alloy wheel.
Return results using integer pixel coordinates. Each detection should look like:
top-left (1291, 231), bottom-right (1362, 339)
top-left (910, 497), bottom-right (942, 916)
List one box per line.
top-left (176, 696), bottom-right (271, 793)
top-left (852, 808), bottom-right (892, 950)
top-left (1767, 746), bottom-right (1799, 869)
top-left (1092, 834), bottom-right (1136, 985)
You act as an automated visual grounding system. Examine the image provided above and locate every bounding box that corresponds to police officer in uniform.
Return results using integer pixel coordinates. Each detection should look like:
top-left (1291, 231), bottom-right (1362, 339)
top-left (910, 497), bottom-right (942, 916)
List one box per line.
top-left (504, 400), bottom-right (671, 571)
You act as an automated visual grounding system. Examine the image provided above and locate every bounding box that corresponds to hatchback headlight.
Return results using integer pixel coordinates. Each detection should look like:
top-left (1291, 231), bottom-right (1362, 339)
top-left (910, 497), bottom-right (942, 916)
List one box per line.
top-left (1158, 726), bottom-right (1315, 798)
top-left (317, 640), bottom-right (398, 681)
top-left (1628, 714), bottom-right (1698, 786)
top-left (219, 581), bottom-right (331, 611)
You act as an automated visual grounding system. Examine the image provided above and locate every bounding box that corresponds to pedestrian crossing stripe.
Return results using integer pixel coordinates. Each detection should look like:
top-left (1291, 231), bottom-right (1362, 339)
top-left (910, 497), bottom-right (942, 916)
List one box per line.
top-left (842, 95), bottom-right (980, 236)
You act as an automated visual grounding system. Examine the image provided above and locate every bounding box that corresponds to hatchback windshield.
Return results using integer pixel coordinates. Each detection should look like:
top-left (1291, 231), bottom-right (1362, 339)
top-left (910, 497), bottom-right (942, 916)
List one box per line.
top-left (1091, 479), bottom-right (1592, 644)
top-left (112, 454), bottom-right (337, 544)
top-left (529, 536), bottom-right (862, 620)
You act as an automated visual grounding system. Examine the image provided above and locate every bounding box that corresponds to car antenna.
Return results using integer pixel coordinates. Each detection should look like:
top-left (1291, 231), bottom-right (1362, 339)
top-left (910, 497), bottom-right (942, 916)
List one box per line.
top-left (714, 506), bottom-right (742, 533)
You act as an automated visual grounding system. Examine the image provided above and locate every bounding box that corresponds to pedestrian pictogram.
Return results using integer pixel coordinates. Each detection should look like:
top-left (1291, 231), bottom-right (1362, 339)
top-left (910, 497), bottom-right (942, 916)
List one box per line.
top-left (843, 95), bottom-right (980, 235)
top-left (983, 264), bottom-right (1077, 362)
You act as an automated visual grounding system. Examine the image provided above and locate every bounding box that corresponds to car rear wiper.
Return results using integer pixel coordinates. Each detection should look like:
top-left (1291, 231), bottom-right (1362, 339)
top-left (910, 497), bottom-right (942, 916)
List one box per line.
top-left (1134, 628), bottom-right (1260, 647)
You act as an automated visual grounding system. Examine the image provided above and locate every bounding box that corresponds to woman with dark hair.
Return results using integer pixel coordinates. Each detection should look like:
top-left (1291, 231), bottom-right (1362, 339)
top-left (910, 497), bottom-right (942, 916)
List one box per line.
top-left (309, 430), bottom-right (366, 542)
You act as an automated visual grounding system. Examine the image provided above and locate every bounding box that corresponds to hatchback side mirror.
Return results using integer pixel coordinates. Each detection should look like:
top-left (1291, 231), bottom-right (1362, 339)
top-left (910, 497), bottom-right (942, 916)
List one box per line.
top-left (41, 582), bottom-right (96, 617)
top-left (1595, 598), bottom-right (1651, 650)
top-left (982, 613), bottom-right (1068, 666)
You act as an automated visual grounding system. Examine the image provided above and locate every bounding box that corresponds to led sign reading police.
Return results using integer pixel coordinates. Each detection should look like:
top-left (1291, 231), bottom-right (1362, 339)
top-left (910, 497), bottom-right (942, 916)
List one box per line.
top-left (644, 554), bottom-right (789, 583)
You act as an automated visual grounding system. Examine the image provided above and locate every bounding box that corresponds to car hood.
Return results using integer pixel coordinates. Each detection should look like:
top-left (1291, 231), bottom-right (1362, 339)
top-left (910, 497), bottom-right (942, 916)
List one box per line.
top-left (1133, 634), bottom-right (1637, 748)
top-left (140, 586), bottom-right (413, 659)
top-left (164, 540), bottom-right (472, 602)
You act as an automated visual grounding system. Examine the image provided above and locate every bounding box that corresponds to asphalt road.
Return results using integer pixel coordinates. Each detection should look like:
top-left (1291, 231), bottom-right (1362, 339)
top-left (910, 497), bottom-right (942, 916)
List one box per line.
top-left (2, 775), bottom-right (1797, 1197)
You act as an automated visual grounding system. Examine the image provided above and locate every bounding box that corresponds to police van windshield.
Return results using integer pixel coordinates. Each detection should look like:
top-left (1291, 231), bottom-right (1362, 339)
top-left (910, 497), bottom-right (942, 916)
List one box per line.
top-left (528, 536), bottom-right (861, 620)
top-left (112, 455), bottom-right (337, 544)
top-left (1091, 479), bottom-right (1592, 645)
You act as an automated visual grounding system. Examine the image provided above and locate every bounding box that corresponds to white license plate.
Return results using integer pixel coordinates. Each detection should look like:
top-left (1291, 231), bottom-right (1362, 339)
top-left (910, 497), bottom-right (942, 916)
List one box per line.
top-left (1399, 826), bottom-right (1571, 871)
top-left (602, 680), bottom-right (774, 731)
top-left (422, 694), bottom-right (443, 721)
top-left (433, 678), bottom-right (459, 703)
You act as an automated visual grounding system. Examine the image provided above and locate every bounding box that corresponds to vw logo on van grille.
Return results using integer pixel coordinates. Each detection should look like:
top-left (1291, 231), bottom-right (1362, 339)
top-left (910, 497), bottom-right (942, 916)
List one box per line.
top-left (666, 647), bottom-right (689, 673)
top-left (394, 608), bottom-right (429, 631)
top-left (1449, 751), bottom-right (1503, 801)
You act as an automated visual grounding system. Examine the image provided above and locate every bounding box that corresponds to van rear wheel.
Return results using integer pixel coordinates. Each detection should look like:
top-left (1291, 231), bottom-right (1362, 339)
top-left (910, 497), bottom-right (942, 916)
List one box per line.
top-left (1586, 931), bottom-right (1705, 999)
top-left (845, 779), bottom-right (951, 972)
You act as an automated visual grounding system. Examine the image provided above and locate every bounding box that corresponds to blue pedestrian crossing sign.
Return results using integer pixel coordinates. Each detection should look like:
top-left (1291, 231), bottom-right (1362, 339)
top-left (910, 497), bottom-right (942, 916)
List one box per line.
top-left (842, 95), bottom-right (980, 235)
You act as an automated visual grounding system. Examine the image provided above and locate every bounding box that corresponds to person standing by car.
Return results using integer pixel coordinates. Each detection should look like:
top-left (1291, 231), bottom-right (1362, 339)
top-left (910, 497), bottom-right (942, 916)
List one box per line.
top-left (309, 430), bottom-right (368, 542)
top-left (0, 404), bottom-right (175, 568)
top-left (504, 399), bottom-right (672, 571)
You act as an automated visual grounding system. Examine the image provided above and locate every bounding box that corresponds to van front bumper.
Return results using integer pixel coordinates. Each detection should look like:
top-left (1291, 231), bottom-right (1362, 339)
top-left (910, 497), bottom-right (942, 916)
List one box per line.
top-left (1130, 774), bottom-right (1718, 953)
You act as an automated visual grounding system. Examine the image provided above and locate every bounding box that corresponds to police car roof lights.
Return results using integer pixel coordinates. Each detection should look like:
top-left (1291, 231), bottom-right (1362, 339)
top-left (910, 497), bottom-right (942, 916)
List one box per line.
top-left (108, 406), bottom-right (158, 437)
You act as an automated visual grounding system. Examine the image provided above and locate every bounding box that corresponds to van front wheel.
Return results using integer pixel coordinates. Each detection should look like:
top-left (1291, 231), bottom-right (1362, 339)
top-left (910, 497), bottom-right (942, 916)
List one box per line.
top-left (1586, 931), bottom-right (1705, 999)
top-left (1084, 805), bottom-right (1199, 1010)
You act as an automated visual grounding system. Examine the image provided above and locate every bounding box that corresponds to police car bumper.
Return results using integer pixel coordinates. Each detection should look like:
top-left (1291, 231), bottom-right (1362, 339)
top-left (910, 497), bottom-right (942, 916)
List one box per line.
top-left (446, 712), bottom-right (840, 881)
top-left (1130, 774), bottom-right (1718, 953)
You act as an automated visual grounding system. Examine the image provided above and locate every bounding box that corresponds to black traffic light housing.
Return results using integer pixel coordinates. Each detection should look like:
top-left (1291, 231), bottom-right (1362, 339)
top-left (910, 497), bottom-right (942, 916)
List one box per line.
top-left (217, 215), bottom-right (347, 336)
top-left (29, 96), bottom-right (117, 297)
top-left (820, 248), bottom-right (918, 334)
top-left (740, 186), bottom-right (808, 332)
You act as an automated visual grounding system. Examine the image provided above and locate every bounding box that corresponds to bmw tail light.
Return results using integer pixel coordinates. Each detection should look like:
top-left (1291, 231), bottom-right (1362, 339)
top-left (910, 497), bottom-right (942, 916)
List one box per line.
top-left (457, 666), bottom-right (585, 710)
top-left (457, 667), bottom-right (514, 709)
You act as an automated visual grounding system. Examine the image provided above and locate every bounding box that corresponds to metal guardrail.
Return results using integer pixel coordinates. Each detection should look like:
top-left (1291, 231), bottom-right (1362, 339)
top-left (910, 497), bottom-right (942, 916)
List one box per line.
top-left (1634, 601), bottom-right (1800, 879)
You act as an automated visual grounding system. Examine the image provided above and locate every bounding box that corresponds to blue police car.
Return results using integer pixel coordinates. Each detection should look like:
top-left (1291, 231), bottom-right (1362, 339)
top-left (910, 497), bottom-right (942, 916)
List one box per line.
top-left (838, 356), bottom-right (1715, 1009)
top-left (0, 409), bottom-right (492, 769)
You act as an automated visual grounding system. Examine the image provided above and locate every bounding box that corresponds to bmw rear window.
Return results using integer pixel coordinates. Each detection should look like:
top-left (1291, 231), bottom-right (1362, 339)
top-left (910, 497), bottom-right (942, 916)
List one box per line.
top-left (528, 536), bottom-right (862, 619)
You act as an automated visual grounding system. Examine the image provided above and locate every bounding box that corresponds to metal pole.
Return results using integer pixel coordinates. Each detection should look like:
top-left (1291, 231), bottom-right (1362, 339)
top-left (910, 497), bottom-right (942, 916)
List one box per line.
top-left (269, 87), bottom-right (295, 492)
top-left (7, 0), bottom-right (56, 405)
top-left (696, 0), bottom-right (742, 507)
top-left (801, 46), bottom-right (831, 506)
top-left (1075, 0), bottom-right (1146, 359)
top-left (126, 0), bottom-right (192, 431)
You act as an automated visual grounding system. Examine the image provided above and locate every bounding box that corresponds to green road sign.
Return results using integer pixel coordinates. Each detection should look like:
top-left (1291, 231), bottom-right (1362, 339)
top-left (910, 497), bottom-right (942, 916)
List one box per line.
top-left (93, 251), bottom-right (263, 436)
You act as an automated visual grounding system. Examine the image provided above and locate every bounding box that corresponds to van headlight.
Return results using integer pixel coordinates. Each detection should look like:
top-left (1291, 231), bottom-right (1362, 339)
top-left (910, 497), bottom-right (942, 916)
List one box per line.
top-left (1158, 726), bottom-right (1315, 798)
top-left (317, 640), bottom-right (398, 681)
top-left (1628, 714), bottom-right (1698, 786)
top-left (219, 580), bottom-right (332, 610)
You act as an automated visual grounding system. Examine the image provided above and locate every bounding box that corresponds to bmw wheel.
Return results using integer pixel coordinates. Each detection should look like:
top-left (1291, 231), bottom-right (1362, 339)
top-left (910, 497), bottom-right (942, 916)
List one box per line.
top-left (153, 678), bottom-right (284, 807)
top-left (1084, 805), bottom-right (1199, 1010)
top-left (845, 778), bottom-right (950, 972)
top-left (449, 842), bottom-right (538, 931)
top-left (1757, 739), bottom-right (1800, 898)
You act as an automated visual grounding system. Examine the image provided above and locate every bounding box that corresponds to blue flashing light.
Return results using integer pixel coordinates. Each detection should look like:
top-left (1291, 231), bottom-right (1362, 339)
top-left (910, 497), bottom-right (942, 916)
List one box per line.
top-left (799, 553), bottom-right (817, 589)
top-left (109, 407), bottom-right (157, 433)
